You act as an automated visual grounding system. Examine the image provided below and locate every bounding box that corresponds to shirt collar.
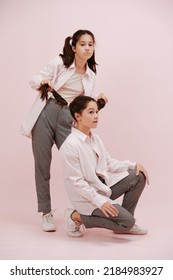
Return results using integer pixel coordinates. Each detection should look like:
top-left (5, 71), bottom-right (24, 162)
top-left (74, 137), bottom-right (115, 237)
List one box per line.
top-left (71, 127), bottom-right (94, 142)
top-left (85, 64), bottom-right (93, 78)
top-left (69, 61), bottom-right (94, 78)
top-left (69, 61), bottom-right (76, 69)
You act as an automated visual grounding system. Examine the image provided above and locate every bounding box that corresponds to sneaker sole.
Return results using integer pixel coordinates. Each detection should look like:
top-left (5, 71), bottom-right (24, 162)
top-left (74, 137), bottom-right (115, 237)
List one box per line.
top-left (114, 231), bottom-right (148, 235)
top-left (66, 231), bottom-right (83, 237)
top-left (42, 228), bottom-right (56, 232)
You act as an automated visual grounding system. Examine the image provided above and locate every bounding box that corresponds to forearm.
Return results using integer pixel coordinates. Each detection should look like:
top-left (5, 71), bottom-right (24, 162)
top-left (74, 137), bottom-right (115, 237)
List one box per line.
top-left (29, 58), bottom-right (57, 90)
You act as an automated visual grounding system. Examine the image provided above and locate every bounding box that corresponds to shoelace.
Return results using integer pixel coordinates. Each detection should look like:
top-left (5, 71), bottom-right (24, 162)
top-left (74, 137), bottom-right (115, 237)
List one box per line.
top-left (43, 213), bottom-right (53, 224)
top-left (74, 221), bottom-right (81, 230)
top-left (74, 221), bottom-right (85, 233)
top-left (43, 209), bottom-right (56, 223)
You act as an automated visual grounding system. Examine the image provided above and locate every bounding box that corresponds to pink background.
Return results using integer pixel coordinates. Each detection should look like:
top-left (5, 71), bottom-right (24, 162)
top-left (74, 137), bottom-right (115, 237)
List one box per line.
top-left (0, 0), bottom-right (173, 259)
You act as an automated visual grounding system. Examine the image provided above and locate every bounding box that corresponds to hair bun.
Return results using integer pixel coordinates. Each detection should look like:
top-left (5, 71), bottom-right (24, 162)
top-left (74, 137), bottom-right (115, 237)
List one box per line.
top-left (97, 98), bottom-right (106, 110)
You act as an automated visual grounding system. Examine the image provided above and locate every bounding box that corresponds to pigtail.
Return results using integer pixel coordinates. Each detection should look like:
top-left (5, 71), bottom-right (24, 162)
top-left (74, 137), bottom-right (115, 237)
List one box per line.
top-left (88, 55), bottom-right (97, 74)
top-left (59, 36), bottom-right (74, 68)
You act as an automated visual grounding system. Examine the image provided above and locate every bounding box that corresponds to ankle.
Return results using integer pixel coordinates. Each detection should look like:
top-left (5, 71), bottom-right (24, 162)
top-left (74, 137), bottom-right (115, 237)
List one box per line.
top-left (43, 212), bottom-right (51, 216)
top-left (71, 211), bottom-right (82, 223)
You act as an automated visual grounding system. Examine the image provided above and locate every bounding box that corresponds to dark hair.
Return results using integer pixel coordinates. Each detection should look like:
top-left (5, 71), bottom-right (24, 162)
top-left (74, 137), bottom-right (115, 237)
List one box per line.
top-left (59, 30), bottom-right (97, 73)
top-left (69, 95), bottom-right (97, 121)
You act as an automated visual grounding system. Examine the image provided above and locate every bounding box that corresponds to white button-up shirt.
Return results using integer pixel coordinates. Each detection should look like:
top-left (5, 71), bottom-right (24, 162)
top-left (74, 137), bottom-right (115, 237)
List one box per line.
top-left (60, 128), bottom-right (136, 215)
top-left (20, 56), bottom-right (96, 137)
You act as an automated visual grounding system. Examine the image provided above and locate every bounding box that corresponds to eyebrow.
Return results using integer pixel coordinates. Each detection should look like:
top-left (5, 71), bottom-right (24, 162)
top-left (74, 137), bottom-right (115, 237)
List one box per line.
top-left (79, 40), bottom-right (93, 43)
top-left (87, 107), bottom-right (97, 110)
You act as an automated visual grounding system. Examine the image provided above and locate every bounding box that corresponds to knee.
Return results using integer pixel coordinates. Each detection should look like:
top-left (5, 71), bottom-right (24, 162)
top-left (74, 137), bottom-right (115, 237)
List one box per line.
top-left (114, 204), bottom-right (135, 231)
top-left (125, 215), bottom-right (135, 230)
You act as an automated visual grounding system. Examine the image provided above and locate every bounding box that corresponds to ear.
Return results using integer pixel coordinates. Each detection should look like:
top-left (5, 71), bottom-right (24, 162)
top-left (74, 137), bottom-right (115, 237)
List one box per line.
top-left (72, 46), bottom-right (76, 53)
top-left (74, 112), bottom-right (81, 121)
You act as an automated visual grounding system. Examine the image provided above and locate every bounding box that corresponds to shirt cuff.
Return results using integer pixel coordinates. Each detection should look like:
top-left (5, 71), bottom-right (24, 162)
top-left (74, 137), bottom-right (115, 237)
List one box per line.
top-left (128, 161), bottom-right (136, 170)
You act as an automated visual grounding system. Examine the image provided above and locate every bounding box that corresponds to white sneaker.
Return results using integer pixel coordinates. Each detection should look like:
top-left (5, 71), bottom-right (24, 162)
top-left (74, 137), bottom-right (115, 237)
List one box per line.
top-left (129, 224), bottom-right (148, 235)
top-left (115, 224), bottom-right (148, 235)
top-left (42, 212), bottom-right (56, 232)
top-left (65, 208), bottom-right (83, 237)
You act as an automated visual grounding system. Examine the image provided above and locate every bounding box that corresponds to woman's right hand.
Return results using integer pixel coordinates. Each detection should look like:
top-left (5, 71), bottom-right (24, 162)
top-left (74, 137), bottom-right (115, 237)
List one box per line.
top-left (101, 202), bottom-right (119, 217)
top-left (40, 80), bottom-right (53, 88)
top-left (38, 81), bottom-right (53, 101)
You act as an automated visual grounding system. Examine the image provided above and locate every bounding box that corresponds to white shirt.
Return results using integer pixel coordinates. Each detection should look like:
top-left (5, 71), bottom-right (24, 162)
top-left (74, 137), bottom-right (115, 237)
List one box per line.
top-left (60, 128), bottom-right (136, 215)
top-left (20, 56), bottom-right (95, 137)
top-left (58, 72), bottom-right (84, 104)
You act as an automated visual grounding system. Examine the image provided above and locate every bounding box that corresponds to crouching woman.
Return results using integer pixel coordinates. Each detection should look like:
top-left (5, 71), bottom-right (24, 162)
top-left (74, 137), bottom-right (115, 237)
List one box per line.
top-left (60, 96), bottom-right (149, 237)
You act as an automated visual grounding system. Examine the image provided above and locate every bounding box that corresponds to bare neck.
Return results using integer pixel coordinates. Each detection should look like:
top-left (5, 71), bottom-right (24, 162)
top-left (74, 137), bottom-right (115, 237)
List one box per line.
top-left (74, 57), bottom-right (87, 74)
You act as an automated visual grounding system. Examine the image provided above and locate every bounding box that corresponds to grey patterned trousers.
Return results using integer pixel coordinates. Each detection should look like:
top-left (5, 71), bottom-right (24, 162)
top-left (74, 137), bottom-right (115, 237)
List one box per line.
top-left (32, 98), bottom-right (73, 212)
top-left (81, 171), bottom-right (146, 233)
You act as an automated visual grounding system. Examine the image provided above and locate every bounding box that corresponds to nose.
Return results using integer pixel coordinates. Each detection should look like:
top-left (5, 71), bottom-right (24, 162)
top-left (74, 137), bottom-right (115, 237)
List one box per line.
top-left (94, 112), bottom-right (98, 119)
top-left (85, 45), bottom-right (90, 51)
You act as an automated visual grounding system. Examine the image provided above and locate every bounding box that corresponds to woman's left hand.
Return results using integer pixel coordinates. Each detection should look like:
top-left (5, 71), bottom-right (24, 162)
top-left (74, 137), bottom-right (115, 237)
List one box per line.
top-left (136, 162), bottom-right (150, 185)
top-left (97, 93), bottom-right (108, 103)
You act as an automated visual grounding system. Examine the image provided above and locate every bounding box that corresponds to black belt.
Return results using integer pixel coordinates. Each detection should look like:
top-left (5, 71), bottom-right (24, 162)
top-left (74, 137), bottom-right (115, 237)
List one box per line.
top-left (51, 89), bottom-right (68, 107)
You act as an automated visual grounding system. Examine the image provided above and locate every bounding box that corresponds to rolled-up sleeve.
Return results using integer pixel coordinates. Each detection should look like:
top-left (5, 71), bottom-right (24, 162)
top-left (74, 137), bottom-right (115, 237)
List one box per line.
top-left (29, 57), bottom-right (58, 90)
top-left (105, 151), bottom-right (136, 172)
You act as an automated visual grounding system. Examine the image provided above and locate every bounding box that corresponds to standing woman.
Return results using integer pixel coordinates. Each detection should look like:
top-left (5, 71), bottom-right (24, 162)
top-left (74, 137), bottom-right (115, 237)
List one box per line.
top-left (60, 95), bottom-right (150, 238)
top-left (21, 30), bottom-right (106, 231)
